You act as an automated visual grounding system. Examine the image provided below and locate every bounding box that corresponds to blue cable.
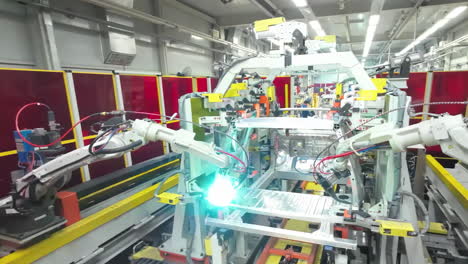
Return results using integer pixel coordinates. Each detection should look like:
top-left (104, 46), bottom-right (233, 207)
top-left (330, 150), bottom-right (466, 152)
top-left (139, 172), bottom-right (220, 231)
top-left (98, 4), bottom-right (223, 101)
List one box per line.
top-left (358, 145), bottom-right (380, 153)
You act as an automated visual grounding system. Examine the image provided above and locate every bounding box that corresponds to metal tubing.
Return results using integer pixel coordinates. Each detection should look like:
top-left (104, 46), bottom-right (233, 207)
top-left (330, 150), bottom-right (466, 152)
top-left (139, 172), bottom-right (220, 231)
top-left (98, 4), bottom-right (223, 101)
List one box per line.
top-left (206, 218), bottom-right (357, 250)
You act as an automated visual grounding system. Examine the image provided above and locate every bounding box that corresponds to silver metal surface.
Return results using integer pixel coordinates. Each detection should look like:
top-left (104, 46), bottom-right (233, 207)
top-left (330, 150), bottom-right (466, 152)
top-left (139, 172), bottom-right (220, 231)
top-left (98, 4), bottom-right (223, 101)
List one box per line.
top-left (413, 149), bottom-right (426, 197)
top-left (34, 186), bottom-right (176, 264)
top-left (102, 4), bottom-right (136, 66)
top-left (81, 170), bottom-right (177, 218)
top-left (426, 164), bottom-right (468, 226)
top-left (236, 117), bottom-right (334, 130)
top-left (206, 218), bottom-right (357, 250)
top-left (83, 206), bottom-right (174, 264)
top-left (274, 171), bottom-right (317, 182)
top-left (227, 168), bottom-right (277, 221)
top-left (159, 155), bottom-right (207, 260)
top-left (229, 188), bottom-right (344, 222)
top-left (399, 152), bottom-right (426, 264)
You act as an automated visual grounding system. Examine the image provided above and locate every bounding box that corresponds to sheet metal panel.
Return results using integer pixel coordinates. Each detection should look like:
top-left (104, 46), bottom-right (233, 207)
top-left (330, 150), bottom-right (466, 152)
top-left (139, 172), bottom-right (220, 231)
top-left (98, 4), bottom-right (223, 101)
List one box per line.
top-left (230, 188), bottom-right (338, 223)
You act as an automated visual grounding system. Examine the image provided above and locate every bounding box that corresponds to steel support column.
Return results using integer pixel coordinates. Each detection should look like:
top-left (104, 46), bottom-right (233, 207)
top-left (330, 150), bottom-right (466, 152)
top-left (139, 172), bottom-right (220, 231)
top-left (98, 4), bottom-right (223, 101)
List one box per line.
top-left (400, 153), bottom-right (426, 264)
top-left (113, 74), bottom-right (133, 167)
top-left (64, 72), bottom-right (91, 181)
top-left (35, 9), bottom-right (61, 70)
top-left (412, 75), bottom-right (429, 198)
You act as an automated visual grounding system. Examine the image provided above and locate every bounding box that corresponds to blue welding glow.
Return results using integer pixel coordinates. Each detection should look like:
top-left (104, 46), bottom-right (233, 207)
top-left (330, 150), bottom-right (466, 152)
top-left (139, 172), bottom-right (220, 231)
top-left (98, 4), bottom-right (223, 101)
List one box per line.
top-left (206, 176), bottom-right (236, 207)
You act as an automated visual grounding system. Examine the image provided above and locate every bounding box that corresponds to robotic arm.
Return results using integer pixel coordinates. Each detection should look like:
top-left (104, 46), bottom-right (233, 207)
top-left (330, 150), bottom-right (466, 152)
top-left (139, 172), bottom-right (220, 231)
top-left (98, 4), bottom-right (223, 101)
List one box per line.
top-left (10, 119), bottom-right (230, 204)
top-left (332, 114), bottom-right (468, 172)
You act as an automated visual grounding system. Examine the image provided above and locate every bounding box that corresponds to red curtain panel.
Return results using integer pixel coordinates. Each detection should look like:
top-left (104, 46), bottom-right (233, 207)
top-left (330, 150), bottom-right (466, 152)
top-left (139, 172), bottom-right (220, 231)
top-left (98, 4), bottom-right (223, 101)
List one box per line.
top-left (273, 76), bottom-right (291, 108)
top-left (406, 72), bottom-right (428, 112)
top-left (196, 77), bottom-right (208, 92)
top-left (0, 70), bottom-right (80, 196)
top-left (210, 78), bottom-right (218, 91)
top-left (161, 77), bottom-right (194, 130)
top-left (430, 71), bottom-right (468, 115)
top-left (72, 73), bottom-right (125, 179)
top-left (405, 72), bottom-right (428, 125)
top-left (120, 75), bottom-right (164, 164)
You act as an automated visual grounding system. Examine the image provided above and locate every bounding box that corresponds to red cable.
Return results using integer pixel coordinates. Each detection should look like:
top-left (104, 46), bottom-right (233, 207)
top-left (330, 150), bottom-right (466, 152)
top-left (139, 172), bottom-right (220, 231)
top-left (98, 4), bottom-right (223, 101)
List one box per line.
top-left (314, 147), bottom-right (370, 174)
top-left (127, 111), bottom-right (162, 117)
top-left (15, 102), bottom-right (94, 148)
top-left (216, 149), bottom-right (247, 172)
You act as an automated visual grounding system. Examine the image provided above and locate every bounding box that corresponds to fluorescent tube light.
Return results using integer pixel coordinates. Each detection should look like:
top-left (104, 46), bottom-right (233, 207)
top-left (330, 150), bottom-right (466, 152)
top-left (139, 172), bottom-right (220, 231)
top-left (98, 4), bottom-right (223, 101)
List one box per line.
top-left (309, 20), bottom-right (326, 36)
top-left (191, 35), bottom-right (204, 40)
top-left (291, 0), bottom-right (308, 7)
top-left (362, 14), bottom-right (380, 58)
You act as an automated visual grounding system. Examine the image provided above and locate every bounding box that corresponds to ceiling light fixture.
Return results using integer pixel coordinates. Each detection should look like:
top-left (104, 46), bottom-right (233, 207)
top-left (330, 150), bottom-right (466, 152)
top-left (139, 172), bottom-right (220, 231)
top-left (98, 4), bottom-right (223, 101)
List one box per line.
top-left (396, 5), bottom-right (467, 56)
top-left (362, 14), bottom-right (380, 58)
top-left (291, 0), bottom-right (308, 7)
top-left (309, 20), bottom-right (326, 36)
top-left (191, 35), bottom-right (204, 41)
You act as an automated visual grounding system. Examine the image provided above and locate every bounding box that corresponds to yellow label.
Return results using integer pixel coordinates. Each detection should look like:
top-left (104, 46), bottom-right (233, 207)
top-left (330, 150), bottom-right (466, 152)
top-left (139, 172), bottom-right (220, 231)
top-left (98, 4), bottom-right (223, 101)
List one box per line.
top-left (314, 35), bottom-right (337, 43)
top-left (376, 220), bottom-right (415, 237)
top-left (156, 192), bottom-right (182, 205)
top-left (203, 93), bottom-right (223, 103)
top-left (254, 17), bottom-right (286, 32)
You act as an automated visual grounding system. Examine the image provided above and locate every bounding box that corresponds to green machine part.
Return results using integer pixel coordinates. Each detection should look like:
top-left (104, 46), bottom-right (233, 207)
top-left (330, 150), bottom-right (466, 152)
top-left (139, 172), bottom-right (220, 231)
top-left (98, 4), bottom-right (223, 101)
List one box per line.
top-left (190, 97), bottom-right (220, 141)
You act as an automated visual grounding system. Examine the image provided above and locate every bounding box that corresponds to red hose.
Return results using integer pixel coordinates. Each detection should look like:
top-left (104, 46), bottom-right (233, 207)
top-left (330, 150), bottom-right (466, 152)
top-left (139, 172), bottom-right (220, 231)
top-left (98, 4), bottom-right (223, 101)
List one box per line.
top-left (15, 102), bottom-right (93, 148)
top-left (216, 149), bottom-right (247, 172)
top-left (314, 147), bottom-right (371, 174)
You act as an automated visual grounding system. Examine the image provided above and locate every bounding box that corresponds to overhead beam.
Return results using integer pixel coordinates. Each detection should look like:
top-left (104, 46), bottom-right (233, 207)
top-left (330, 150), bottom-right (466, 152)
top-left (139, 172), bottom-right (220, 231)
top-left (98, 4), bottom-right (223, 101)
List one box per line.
top-left (249, 0), bottom-right (284, 17)
top-left (377, 0), bottom-right (425, 59)
top-left (166, 0), bottom-right (217, 24)
top-left (35, 10), bottom-right (61, 70)
top-left (344, 16), bottom-right (352, 42)
top-left (263, 0), bottom-right (285, 16)
top-left (79, 0), bottom-right (258, 55)
top-left (249, 0), bottom-right (274, 17)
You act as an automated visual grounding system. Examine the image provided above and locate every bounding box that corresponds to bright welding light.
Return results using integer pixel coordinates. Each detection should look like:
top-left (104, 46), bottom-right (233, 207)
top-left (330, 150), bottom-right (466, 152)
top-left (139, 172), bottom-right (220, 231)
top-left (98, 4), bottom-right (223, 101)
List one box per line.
top-left (206, 176), bottom-right (236, 207)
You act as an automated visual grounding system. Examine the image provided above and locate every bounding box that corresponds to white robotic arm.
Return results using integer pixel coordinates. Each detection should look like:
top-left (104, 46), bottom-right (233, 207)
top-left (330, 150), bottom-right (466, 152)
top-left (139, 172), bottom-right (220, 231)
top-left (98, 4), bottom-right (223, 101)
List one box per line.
top-left (333, 114), bottom-right (468, 172)
top-left (13, 119), bottom-right (230, 199)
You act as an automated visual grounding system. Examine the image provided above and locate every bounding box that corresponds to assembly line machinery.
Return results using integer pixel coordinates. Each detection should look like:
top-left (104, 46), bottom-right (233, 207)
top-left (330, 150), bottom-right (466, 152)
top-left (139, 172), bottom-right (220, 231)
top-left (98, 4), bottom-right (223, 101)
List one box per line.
top-left (1, 19), bottom-right (468, 264)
